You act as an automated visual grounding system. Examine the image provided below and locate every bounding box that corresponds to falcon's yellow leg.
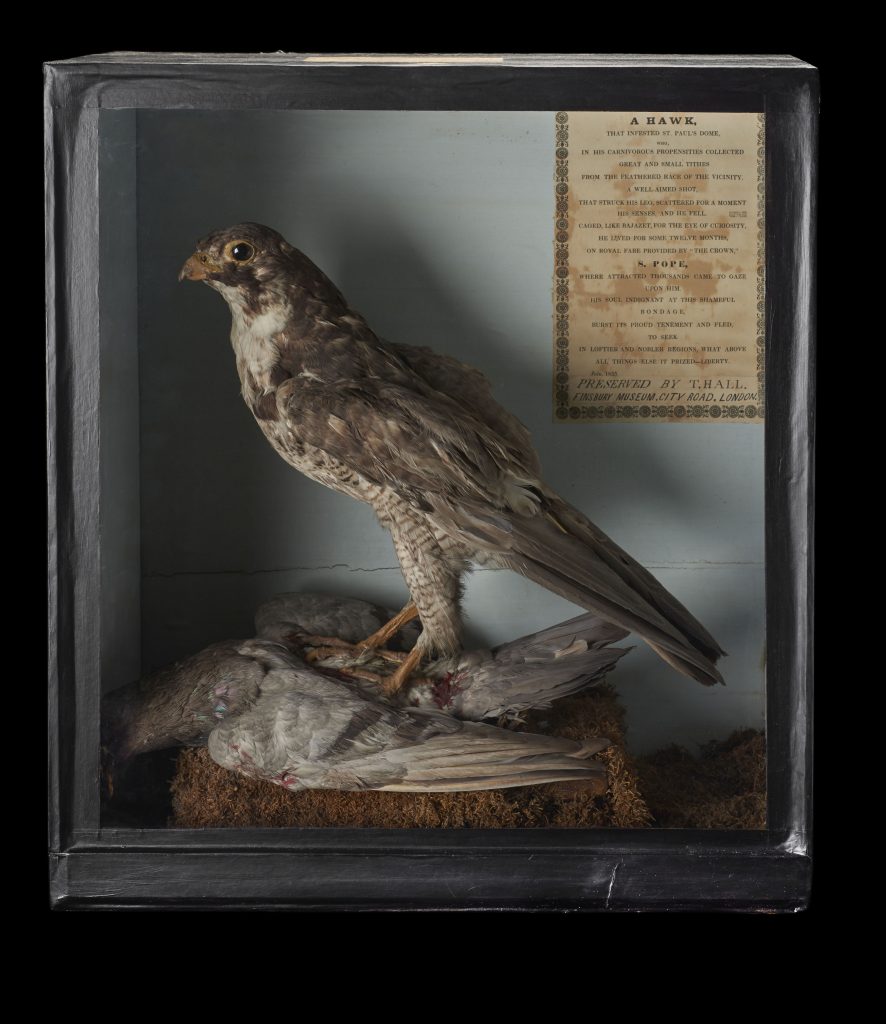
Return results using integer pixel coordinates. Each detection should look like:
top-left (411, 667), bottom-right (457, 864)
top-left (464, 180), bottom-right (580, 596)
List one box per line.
top-left (304, 641), bottom-right (407, 667)
top-left (301, 602), bottom-right (420, 669)
top-left (357, 602), bottom-right (419, 654)
top-left (380, 644), bottom-right (424, 697)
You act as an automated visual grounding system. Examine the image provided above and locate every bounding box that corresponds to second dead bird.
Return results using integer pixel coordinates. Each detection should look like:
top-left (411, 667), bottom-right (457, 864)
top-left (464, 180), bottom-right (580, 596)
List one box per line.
top-left (102, 594), bottom-right (630, 795)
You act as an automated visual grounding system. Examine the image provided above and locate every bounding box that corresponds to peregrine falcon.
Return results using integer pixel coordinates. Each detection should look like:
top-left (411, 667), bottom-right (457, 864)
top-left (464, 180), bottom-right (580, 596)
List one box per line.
top-left (180, 223), bottom-right (726, 691)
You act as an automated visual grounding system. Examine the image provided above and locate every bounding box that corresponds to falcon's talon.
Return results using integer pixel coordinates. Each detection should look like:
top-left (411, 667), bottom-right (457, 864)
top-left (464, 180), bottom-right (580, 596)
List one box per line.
top-left (360, 647), bottom-right (408, 665)
top-left (305, 646), bottom-right (346, 663)
top-left (303, 634), bottom-right (355, 651)
top-left (356, 602), bottom-right (420, 653)
top-left (381, 645), bottom-right (425, 697)
top-left (324, 665), bottom-right (387, 686)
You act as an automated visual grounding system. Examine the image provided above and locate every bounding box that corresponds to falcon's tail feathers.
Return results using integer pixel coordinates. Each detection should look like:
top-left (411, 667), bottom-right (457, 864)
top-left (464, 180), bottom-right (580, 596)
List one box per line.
top-left (513, 541), bottom-right (723, 686)
top-left (450, 495), bottom-right (725, 686)
top-left (549, 496), bottom-right (727, 665)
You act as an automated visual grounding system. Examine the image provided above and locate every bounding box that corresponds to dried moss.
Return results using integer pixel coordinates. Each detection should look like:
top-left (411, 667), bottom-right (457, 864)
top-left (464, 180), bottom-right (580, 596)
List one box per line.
top-left (635, 729), bottom-right (766, 829)
top-left (171, 684), bottom-right (652, 829)
top-left (169, 691), bottom-right (766, 830)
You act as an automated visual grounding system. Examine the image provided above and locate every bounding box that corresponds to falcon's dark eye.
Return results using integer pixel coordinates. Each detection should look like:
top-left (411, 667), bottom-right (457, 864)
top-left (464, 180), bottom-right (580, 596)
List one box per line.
top-left (231, 242), bottom-right (255, 262)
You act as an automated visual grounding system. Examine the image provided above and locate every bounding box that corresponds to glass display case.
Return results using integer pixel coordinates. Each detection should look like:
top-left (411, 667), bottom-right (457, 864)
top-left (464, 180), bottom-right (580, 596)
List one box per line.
top-left (47, 53), bottom-right (815, 911)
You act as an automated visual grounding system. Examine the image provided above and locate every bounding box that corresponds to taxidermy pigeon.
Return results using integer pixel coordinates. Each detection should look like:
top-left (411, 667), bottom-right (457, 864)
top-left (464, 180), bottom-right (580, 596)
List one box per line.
top-left (102, 594), bottom-right (629, 794)
top-left (180, 223), bottom-right (725, 690)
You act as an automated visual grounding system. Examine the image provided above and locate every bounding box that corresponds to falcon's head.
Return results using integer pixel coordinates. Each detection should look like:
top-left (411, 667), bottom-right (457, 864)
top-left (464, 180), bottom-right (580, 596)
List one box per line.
top-left (179, 222), bottom-right (297, 313)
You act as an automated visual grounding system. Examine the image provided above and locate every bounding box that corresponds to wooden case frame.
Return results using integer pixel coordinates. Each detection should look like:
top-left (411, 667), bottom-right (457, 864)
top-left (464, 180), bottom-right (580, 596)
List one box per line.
top-left (46, 53), bottom-right (816, 911)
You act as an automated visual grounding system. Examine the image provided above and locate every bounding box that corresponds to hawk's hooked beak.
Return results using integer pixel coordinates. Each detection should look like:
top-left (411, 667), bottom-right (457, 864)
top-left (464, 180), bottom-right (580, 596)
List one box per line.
top-left (179, 252), bottom-right (222, 282)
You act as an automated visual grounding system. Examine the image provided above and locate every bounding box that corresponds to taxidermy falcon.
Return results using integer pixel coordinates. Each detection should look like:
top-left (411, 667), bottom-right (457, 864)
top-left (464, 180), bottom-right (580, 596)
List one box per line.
top-left (180, 223), bottom-right (726, 691)
top-left (102, 594), bottom-right (629, 794)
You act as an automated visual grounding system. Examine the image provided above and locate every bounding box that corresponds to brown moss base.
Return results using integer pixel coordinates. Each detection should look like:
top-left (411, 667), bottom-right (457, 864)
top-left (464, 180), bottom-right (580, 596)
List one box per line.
top-left (171, 684), bottom-right (653, 829)
top-left (169, 688), bottom-right (765, 830)
top-left (635, 729), bottom-right (766, 829)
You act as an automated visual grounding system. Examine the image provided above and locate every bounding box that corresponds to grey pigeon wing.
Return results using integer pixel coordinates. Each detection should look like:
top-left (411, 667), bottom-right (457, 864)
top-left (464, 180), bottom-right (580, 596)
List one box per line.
top-left (452, 647), bottom-right (631, 721)
top-left (415, 613), bottom-right (631, 720)
top-left (365, 717), bottom-right (609, 792)
top-left (208, 667), bottom-right (400, 785)
top-left (209, 668), bottom-right (609, 793)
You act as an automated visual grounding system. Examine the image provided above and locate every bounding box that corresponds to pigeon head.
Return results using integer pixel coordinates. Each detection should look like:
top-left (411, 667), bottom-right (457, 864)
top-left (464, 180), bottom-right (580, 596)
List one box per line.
top-left (102, 640), bottom-right (270, 765)
top-left (179, 222), bottom-right (297, 314)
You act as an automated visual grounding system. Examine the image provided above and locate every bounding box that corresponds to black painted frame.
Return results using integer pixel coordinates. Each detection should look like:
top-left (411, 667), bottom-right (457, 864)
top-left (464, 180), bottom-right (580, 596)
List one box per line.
top-left (46, 53), bottom-right (816, 911)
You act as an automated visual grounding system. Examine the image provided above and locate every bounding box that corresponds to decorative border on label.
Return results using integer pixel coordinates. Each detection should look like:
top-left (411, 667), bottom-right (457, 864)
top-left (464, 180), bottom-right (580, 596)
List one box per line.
top-left (553, 111), bottom-right (571, 420)
top-left (554, 111), bottom-right (766, 424)
top-left (755, 112), bottom-right (766, 418)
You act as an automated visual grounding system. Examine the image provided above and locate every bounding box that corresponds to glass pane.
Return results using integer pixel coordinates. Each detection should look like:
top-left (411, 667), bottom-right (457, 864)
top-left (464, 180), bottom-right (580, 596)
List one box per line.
top-left (99, 109), bottom-right (765, 829)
